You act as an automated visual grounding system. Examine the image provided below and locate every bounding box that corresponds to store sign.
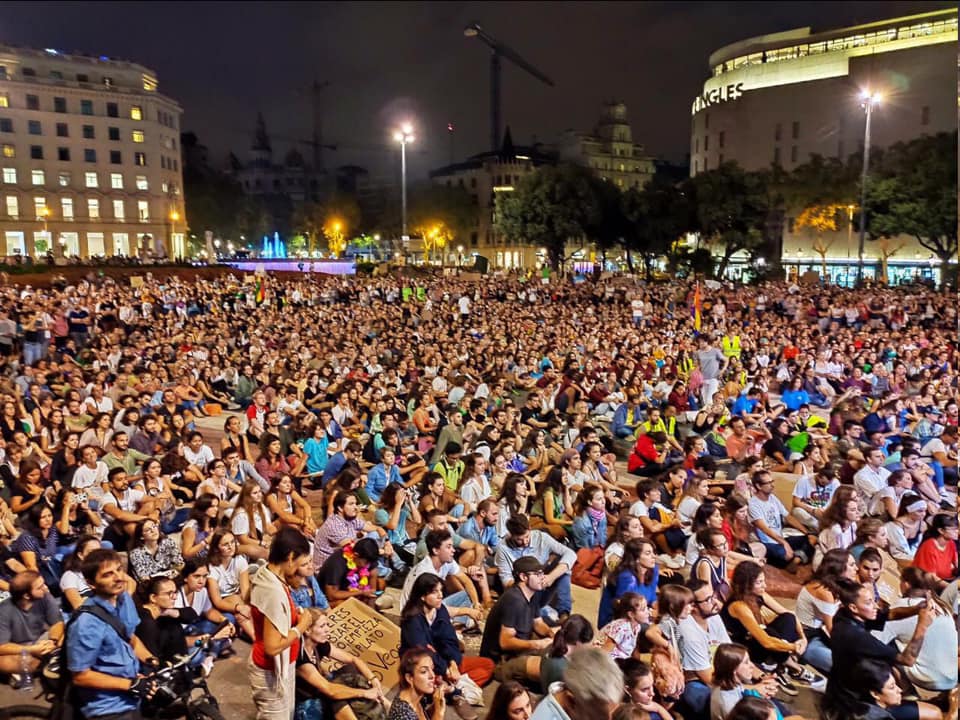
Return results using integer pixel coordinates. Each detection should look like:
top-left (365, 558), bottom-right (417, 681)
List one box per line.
top-left (691, 82), bottom-right (745, 115)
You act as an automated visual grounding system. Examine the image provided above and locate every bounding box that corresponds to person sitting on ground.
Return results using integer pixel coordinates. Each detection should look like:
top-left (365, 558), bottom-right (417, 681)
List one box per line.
top-left (174, 561), bottom-right (235, 660)
top-left (296, 608), bottom-right (388, 720)
top-left (530, 467), bottom-right (574, 542)
top-left (318, 537), bottom-right (381, 609)
top-left (230, 479), bottom-right (278, 562)
top-left (528, 646), bottom-right (624, 720)
top-left (569, 483), bottom-right (609, 551)
top-left (599, 537), bottom-right (663, 628)
top-left (486, 681), bottom-right (533, 720)
top-left (618, 657), bottom-right (677, 720)
top-left (479, 556), bottom-right (556, 681)
top-left (0, 570), bottom-right (62, 679)
top-left (720, 560), bottom-right (819, 695)
top-left (793, 548), bottom-right (856, 674)
top-left (205, 529), bottom-right (255, 640)
top-left (180, 494), bottom-right (220, 563)
top-left (127, 518), bottom-right (184, 582)
top-left (265, 473), bottom-right (316, 538)
top-left (912, 513), bottom-right (959, 590)
top-left (709, 643), bottom-right (784, 720)
top-left (813, 485), bottom-right (860, 568)
top-left (400, 573), bottom-right (493, 720)
top-left (598, 591), bottom-right (659, 660)
top-left (388, 648), bottom-right (445, 720)
top-left (519, 614), bottom-right (595, 694)
top-left (747, 470), bottom-right (813, 570)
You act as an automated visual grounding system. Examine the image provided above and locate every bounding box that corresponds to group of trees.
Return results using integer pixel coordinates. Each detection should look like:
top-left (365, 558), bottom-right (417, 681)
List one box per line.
top-left (496, 131), bottom-right (957, 283)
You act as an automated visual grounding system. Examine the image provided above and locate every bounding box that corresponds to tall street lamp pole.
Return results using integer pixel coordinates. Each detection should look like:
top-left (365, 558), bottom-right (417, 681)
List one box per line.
top-left (393, 124), bottom-right (415, 246)
top-left (857, 90), bottom-right (880, 284)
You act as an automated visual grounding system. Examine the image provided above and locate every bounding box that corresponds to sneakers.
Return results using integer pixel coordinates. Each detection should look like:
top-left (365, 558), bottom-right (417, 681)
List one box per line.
top-left (200, 655), bottom-right (215, 677)
top-left (788, 666), bottom-right (822, 685)
top-left (658, 553), bottom-right (686, 570)
top-left (452, 696), bottom-right (480, 720)
top-left (775, 670), bottom-right (799, 696)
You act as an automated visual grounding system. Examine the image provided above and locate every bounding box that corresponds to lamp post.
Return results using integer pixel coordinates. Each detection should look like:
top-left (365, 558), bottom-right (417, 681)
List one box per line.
top-left (857, 90), bottom-right (881, 284)
top-left (38, 206), bottom-right (50, 256)
top-left (169, 209), bottom-right (180, 260)
top-left (393, 123), bottom-right (414, 246)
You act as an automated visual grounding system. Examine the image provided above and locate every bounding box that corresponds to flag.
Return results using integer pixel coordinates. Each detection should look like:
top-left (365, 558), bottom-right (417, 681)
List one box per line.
top-left (693, 281), bottom-right (702, 331)
top-left (255, 278), bottom-right (265, 305)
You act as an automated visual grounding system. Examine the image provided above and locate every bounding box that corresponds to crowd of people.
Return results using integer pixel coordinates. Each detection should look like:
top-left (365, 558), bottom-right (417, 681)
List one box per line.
top-left (0, 267), bottom-right (956, 720)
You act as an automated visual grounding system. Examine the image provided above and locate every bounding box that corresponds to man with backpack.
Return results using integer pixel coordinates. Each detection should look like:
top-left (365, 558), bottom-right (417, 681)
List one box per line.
top-left (65, 548), bottom-right (159, 720)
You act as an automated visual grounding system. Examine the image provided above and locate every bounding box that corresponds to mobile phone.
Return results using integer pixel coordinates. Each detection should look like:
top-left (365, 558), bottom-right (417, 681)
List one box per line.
top-left (374, 590), bottom-right (384, 597)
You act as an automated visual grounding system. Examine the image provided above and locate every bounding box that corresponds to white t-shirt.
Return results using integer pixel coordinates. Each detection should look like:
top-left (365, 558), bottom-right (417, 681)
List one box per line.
top-left (873, 597), bottom-right (958, 691)
top-left (176, 585), bottom-right (214, 617)
top-left (183, 444), bottom-right (215, 468)
top-left (919, 437), bottom-right (947, 459)
top-left (748, 494), bottom-right (789, 543)
top-left (60, 569), bottom-right (91, 602)
top-left (100, 487), bottom-right (146, 525)
top-left (399, 555), bottom-right (460, 609)
top-left (677, 614), bottom-right (731, 672)
top-left (459, 476), bottom-right (491, 508)
top-left (854, 465), bottom-right (891, 504)
top-left (72, 463), bottom-right (109, 498)
top-left (209, 556), bottom-right (249, 597)
top-left (794, 586), bottom-right (838, 629)
top-left (231, 505), bottom-right (272, 540)
top-left (677, 496), bottom-right (702, 532)
top-left (792, 476), bottom-right (839, 509)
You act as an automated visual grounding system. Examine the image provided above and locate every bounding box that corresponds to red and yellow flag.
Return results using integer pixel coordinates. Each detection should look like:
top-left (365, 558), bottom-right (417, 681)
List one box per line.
top-left (255, 277), bottom-right (265, 305)
top-left (693, 281), bottom-right (702, 331)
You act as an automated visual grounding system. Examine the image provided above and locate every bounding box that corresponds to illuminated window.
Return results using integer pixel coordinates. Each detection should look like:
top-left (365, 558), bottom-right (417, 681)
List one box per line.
top-left (87, 198), bottom-right (100, 219)
top-left (113, 199), bottom-right (125, 220)
top-left (6, 195), bottom-right (18, 218)
top-left (134, 152), bottom-right (146, 166)
top-left (142, 75), bottom-right (158, 92)
top-left (137, 200), bottom-right (149, 221)
top-left (132, 130), bottom-right (145, 143)
top-left (1, 145), bottom-right (13, 158)
top-left (130, 106), bottom-right (143, 120)
top-left (58, 172), bottom-right (70, 187)
top-left (110, 173), bottom-right (123, 189)
top-left (85, 172), bottom-right (98, 188)
top-left (136, 175), bottom-right (148, 190)
top-left (34, 197), bottom-right (47, 219)
top-left (61, 197), bottom-right (74, 219)
top-left (2, 168), bottom-right (16, 183)
top-left (0, 93), bottom-right (7, 107)
top-left (31, 170), bottom-right (44, 185)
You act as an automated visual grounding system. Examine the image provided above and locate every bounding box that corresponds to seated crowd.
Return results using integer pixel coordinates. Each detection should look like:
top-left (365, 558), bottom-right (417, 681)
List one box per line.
top-left (0, 270), bottom-right (956, 720)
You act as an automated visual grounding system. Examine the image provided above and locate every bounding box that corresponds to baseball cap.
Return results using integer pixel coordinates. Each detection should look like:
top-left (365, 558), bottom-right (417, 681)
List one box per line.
top-left (513, 556), bottom-right (545, 576)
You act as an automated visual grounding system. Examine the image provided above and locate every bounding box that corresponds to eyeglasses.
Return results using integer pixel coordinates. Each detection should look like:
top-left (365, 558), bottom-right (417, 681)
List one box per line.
top-left (695, 594), bottom-right (716, 605)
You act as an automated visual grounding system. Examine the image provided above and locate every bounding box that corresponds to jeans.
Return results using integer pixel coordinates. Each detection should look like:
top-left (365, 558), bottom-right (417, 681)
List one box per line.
top-left (295, 698), bottom-right (324, 720)
top-left (183, 618), bottom-right (230, 663)
top-left (801, 634), bottom-right (833, 673)
top-left (678, 679), bottom-right (712, 720)
top-left (23, 341), bottom-right (43, 366)
top-left (444, 590), bottom-right (477, 629)
top-left (536, 569), bottom-right (572, 615)
top-left (160, 507), bottom-right (191, 535)
top-left (761, 535), bottom-right (811, 568)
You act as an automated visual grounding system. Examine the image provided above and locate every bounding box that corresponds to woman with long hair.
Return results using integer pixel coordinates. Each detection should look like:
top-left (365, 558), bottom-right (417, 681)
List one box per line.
top-left (605, 513), bottom-right (644, 574)
top-left (377, 483), bottom-right (420, 566)
top-left (677, 474), bottom-right (711, 534)
top-left (530, 467), bottom-right (574, 542)
top-left (722, 493), bottom-right (767, 563)
top-left (325, 465), bottom-right (368, 519)
top-left (399, 573), bottom-right (493, 717)
top-left (78, 412), bottom-right (114, 453)
top-left (181, 493), bottom-right (220, 562)
top-left (10, 499), bottom-right (75, 595)
top-left (522, 614), bottom-right (595, 692)
top-left (496, 473), bottom-right (532, 538)
top-left (128, 517), bottom-right (184, 582)
top-left (39, 408), bottom-right (66, 455)
top-left (813, 485), bottom-right (859, 568)
top-left (387, 648), bottom-right (446, 720)
top-left (457, 453), bottom-right (491, 510)
top-left (266, 473), bottom-right (317, 537)
top-left (48, 430), bottom-right (81, 491)
top-left (255, 433), bottom-right (293, 485)
top-left (205, 528), bottom-right (255, 640)
top-left (486, 681), bottom-right (532, 720)
top-left (60, 534), bottom-right (137, 610)
top-left (720, 561), bottom-right (816, 693)
top-left (570, 483), bottom-right (608, 550)
top-left (692, 525), bottom-right (732, 602)
top-left (230, 479), bottom-right (277, 561)
top-left (598, 537), bottom-right (660, 628)
top-left (794, 548), bottom-right (857, 673)
top-left (709, 643), bottom-right (780, 720)
top-left (850, 517), bottom-right (890, 560)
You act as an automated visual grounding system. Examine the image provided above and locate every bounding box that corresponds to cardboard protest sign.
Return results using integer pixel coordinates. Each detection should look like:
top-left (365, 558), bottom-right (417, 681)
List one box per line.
top-left (321, 598), bottom-right (402, 690)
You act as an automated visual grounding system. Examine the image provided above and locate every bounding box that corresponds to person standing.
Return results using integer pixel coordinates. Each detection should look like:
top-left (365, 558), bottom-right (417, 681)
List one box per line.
top-left (248, 527), bottom-right (314, 720)
top-left (695, 336), bottom-right (727, 408)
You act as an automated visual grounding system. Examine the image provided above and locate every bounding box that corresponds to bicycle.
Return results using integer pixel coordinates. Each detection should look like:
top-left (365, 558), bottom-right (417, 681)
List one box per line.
top-left (0, 637), bottom-right (225, 720)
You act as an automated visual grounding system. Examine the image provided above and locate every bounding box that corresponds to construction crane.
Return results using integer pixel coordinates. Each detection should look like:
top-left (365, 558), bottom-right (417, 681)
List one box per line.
top-left (463, 23), bottom-right (554, 153)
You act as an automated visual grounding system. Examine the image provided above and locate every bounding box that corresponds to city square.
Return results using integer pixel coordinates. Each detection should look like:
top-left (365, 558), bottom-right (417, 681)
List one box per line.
top-left (0, 3), bottom-right (956, 720)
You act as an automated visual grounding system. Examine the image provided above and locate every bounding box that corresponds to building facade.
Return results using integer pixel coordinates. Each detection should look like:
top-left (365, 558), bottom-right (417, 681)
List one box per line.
top-left (429, 129), bottom-right (554, 269)
top-left (560, 102), bottom-right (656, 191)
top-left (689, 8), bottom-right (958, 284)
top-left (0, 45), bottom-right (184, 260)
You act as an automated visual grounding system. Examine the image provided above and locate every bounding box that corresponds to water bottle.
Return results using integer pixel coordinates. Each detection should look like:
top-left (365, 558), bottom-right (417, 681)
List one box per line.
top-left (18, 648), bottom-right (33, 691)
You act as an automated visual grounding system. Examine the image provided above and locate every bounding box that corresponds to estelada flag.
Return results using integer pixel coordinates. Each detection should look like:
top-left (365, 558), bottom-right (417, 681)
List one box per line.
top-left (693, 281), bottom-right (702, 331)
top-left (255, 278), bottom-right (265, 305)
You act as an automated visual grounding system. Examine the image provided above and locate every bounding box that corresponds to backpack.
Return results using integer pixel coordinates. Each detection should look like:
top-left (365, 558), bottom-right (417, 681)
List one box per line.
top-left (49, 603), bottom-right (131, 720)
top-left (571, 547), bottom-right (605, 589)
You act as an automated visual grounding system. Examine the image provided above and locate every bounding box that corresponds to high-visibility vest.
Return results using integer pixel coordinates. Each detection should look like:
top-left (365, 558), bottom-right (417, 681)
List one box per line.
top-left (722, 335), bottom-right (742, 358)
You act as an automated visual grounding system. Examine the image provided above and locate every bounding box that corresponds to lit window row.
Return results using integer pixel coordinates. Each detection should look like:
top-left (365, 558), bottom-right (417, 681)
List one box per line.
top-left (1, 168), bottom-right (149, 190)
top-left (5, 195), bottom-right (150, 221)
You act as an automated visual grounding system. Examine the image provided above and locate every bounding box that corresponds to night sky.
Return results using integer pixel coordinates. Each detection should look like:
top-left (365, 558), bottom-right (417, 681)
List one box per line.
top-left (1, 1), bottom-right (953, 181)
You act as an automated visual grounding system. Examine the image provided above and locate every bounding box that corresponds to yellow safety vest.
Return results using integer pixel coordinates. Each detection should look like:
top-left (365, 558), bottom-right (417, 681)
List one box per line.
top-left (722, 335), bottom-right (742, 359)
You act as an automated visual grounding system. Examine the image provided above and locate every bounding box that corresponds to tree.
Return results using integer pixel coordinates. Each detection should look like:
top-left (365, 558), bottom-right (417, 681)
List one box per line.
top-left (580, 176), bottom-right (629, 266)
top-left (292, 193), bottom-right (361, 255)
top-left (688, 162), bottom-right (768, 277)
top-left (622, 175), bottom-right (693, 278)
top-left (866, 132), bottom-right (958, 284)
top-left (494, 164), bottom-right (598, 272)
top-left (795, 203), bottom-right (846, 278)
top-left (408, 184), bottom-right (477, 244)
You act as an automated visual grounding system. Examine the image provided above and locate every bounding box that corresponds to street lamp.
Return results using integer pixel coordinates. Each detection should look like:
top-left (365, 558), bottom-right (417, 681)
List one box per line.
top-left (393, 123), bottom-right (415, 244)
top-left (857, 89), bottom-right (881, 283)
top-left (169, 210), bottom-right (180, 260)
top-left (38, 206), bottom-right (51, 255)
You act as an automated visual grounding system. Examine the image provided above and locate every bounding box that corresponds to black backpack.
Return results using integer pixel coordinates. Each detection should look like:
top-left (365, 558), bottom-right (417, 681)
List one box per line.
top-left (49, 603), bottom-right (131, 720)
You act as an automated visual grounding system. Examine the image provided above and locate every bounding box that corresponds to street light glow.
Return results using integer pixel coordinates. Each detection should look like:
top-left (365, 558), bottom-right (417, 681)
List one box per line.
top-left (859, 89), bottom-right (882, 104)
